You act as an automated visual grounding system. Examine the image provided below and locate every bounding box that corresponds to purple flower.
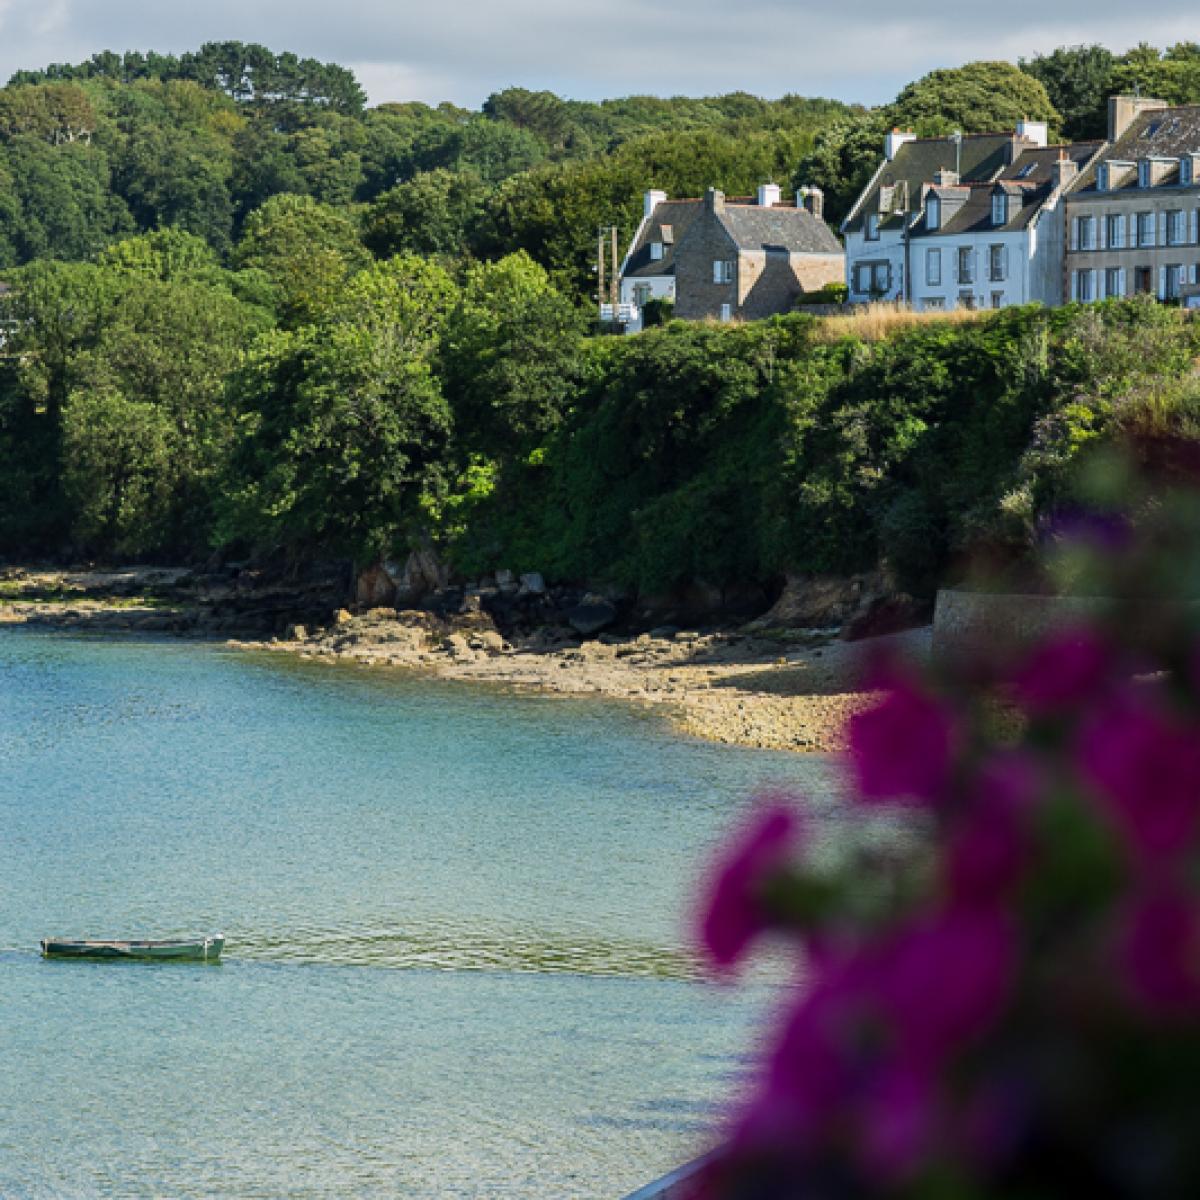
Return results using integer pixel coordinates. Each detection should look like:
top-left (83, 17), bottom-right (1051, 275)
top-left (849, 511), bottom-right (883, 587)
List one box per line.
top-left (1011, 625), bottom-right (1112, 716)
top-left (877, 906), bottom-right (1018, 1062)
top-left (849, 678), bottom-right (958, 806)
top-left (946, 754), bottom-right (1038, 902)
top-left (1116, 887), bottom-right (1200, 1018)
top-left (1077, 693), bottom-right (1200, 863)
top-left (857, 1058), bottom-right (939, 1183)
top-left (698, 798), bottom-right (803, 973)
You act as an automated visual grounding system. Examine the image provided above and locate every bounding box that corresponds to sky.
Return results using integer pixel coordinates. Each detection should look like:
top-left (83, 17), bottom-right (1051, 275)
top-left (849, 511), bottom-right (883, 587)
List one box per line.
top-left (0, 0), bottom-right (1198, 109)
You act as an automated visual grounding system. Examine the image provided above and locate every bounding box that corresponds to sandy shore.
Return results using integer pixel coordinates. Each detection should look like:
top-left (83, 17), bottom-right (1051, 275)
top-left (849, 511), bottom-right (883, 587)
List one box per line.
top-left (1, 566), bottom-right (927, 753)
top-left (231, 610), bottom-right (931, 754)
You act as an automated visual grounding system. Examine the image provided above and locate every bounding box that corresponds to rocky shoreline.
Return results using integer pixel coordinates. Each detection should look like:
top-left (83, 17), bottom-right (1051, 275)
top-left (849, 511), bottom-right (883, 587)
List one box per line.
top-left (0, 564), bottom-right (927, 753)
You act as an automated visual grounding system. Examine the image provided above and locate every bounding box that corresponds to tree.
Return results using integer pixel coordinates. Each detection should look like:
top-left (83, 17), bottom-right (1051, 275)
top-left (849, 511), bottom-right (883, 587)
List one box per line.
top-left (792, 110), bottom-right (890, 227)
top-left (1110, 42), bottom-right (1200, 107)
top-left (887, 61), bottom-right (1061, 138)
top-left (441, 252), bottom-right (585, 460)
top-left (363, 168), bottom-right (489, 260)
top-left (220, 257), bottom-right (458, 563)
top-left (1021, 45), bottom-right (1116, 140)
top-left (235, 193), bottom-right (369, 325)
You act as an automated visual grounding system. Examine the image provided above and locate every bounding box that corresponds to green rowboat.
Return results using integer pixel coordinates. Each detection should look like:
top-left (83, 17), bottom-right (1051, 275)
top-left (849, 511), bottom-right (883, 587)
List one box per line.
top-left (40, 935), bottom-right (225, 962)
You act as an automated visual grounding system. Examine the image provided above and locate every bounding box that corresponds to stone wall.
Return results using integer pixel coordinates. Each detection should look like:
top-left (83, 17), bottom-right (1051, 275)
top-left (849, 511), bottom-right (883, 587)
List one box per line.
top-left (932, 589), bottom-right (1108, 659)
top-left (673, 208), bottom-right (739, 320)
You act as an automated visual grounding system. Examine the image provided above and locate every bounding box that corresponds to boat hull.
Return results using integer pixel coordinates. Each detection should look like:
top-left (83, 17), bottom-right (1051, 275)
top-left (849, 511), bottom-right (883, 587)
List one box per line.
top-left (40, 936), bottom-right (225, 962)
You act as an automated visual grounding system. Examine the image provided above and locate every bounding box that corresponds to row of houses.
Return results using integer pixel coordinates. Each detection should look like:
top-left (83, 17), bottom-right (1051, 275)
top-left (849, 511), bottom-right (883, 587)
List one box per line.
top-left (605, 96), bottom-right (1200, 331)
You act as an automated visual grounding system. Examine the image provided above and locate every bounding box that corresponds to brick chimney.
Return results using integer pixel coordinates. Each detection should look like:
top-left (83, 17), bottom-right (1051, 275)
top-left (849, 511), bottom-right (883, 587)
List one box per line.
top-left (933, 168), bottom-right (960, 188)
top-left (797, 185), bottom-right (825, 221)
top-left (705, 187), bottom-right (726, 214)
top-left (1108, 95), bottom-right (1169, 142)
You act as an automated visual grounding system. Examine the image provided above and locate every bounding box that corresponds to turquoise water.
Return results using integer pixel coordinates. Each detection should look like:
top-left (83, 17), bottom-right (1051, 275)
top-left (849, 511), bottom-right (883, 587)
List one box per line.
top-left (0, 628), bottom-right (845, 1197)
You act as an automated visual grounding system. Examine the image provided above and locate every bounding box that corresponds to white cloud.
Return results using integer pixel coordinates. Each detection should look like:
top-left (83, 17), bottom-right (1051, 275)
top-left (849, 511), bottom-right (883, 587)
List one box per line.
top-left (0, 0), bottom-right (1197, 106)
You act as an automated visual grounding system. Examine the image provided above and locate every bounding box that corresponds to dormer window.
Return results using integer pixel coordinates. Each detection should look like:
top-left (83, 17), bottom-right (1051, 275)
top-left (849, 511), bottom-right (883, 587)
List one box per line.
top-left (649, 242), bottom-right (664, 261)
top-left (1183, 157), bottom-right (1195, 186)
top-left (865, 213), bottom-right (880, 241)
top-left (1097, 163), bottom-right (1109, 192)
top-left (992, 193), bottom-right (1008, 227)
top-left (1138, 159), bottom-right (1151, 188)
top-left (926, 195), bottom-right (941, 231)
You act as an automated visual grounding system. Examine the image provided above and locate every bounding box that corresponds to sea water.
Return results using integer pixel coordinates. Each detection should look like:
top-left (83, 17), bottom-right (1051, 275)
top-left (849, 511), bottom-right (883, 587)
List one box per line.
top-left (0, 628), bottom-right (848, 1198)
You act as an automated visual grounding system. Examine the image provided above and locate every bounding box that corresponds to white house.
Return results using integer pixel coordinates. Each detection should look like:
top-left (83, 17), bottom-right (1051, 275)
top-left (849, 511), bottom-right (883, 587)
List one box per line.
top-left (843, 122), bottom-right (1103, 311)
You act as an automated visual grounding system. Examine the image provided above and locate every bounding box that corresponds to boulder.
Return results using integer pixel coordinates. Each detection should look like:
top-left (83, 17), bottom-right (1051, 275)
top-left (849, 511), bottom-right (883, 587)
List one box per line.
top-left (333, 608), bottom-right (353, 625)
top-left (518, 572), bottom-right (546, 596)
top-left (495, 569), bottom-right (518, 593)
top-left (392, 546), bottom-right (450, 605)
top-left (355, 562), bottom-right (397, 608)
top-left (747, 572), bottom-right (889, 631)
top-left (567, 598), bottom-right (618, 637)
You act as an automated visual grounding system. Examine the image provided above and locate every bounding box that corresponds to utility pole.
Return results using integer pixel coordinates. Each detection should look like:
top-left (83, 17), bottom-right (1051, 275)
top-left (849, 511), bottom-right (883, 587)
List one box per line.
top-left (597, 228), bottom-right (606, 317)
top-left (610, 225), bottom-right (620, 312)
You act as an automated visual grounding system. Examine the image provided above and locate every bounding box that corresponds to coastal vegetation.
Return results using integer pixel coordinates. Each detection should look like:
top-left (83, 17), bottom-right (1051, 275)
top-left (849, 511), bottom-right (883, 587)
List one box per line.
top-left (3, 41), bottom-right (1200, 606)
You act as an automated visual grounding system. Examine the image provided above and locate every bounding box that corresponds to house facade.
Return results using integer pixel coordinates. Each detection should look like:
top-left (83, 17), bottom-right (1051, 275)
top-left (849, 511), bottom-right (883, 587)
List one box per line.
top-left (1064, 97), bottom-right (1200, 307)
top-left (609, 184), bottom-right (843, 331)
top-left (843, 122), bottom-right (1102, 311)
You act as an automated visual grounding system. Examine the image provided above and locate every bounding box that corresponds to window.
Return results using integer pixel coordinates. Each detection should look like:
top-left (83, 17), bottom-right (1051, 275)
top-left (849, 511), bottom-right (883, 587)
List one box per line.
top-left (1134, 266), bottom-right (1153, 294)
top-left (989, 244), bottom-right (1008, 282)
top-left (1106, 213), bottom-right (1125, 249)
top-left (1075, 216), bottom-right (1097, 250)
top-left (957, 246), bottom-right (974, 284)
top-left (1016, 162), bottom-right (1037, 179)
top-left (992, 193), bottom-right (1008, 226)
top-left (649, 242), bottom-right (664, 261)
top-left (865, 213), bottom-right (880, 241)
top-left (925, 247), bottom-right (942, 286)
top-left (923, 297), bottom-right (945, 310)
top-left (1182, 158), bottom-right (1194, 186)
top-left (1167, 210), bottom-right (1186, 245)
top-left (1097, 164), bottom-right (1109, 192)
top-left (958, 291), bottom-right (976, 310)
top-left (713, 260), bottom-right (734, 284)
top-left (854, 262), bottom-right (892, 296)
top-left (1105, 267), bottom-right (1122, 298)
top-left (633, 283), bottom-right (652, 306)
top-left (1137, 211), bottom-right (1156, 247)
top-left (991, 292), bottom-right (1004, 309)
top-left (719, 303), bottom-right (733, 322)
top-left (1166, 265), bottom-right (1183, 300)
top-left (1138, 159), bottom-right (1151, 188)
top-left (926, 196), bottom-right (941, 230)
top-left (1075, 269), bottom-right (1095, 302)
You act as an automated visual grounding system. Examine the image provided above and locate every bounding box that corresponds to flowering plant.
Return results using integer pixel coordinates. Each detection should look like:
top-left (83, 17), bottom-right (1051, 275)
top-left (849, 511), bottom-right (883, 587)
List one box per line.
top-left (695, 475), bottom-right (1200, 1198)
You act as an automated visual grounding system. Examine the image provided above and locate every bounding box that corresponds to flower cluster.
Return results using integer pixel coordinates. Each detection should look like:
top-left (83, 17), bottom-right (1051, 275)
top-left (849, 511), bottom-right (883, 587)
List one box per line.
top-left (694, 502), bottom-right (1200, 1198)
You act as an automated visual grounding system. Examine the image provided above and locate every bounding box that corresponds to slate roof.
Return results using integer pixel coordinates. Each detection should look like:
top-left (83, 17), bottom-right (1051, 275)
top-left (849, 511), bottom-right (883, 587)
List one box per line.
top-left (718, 203), bottom-right (843, 255)
top-left (912, 142), bottom-right (1104, 238)
top-left (622, 200), bottom-right (704, 279)
top-left (1073, 105), bottom-right (1200, 193)
top-left (844, 133), bottom-right (1025, 234)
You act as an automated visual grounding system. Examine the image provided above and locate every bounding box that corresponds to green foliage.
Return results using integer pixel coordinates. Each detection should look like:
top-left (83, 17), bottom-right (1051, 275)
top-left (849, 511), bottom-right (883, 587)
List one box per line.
top-left (792, 110), bottom-right (890, 227)
top-left (218, 256), bottom-right (457, 563)
top-left (1020, 45), bottom-right (1117, 140)
top-left (363, 169), bottom-right (489, 260)
top-left (886, 61), bottom-right (1061, 137)
top-left (235, 193), bottom-right (369, 325)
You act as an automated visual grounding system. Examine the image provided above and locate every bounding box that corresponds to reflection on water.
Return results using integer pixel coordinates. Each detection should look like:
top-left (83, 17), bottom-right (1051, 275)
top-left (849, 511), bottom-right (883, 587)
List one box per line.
top-left (0, 628), bottom-right (850, 1197)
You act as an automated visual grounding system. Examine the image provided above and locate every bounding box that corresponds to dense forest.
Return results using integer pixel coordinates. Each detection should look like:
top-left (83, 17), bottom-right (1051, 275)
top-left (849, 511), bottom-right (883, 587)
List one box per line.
top-left (3, 41), bottom-right (1200, 602)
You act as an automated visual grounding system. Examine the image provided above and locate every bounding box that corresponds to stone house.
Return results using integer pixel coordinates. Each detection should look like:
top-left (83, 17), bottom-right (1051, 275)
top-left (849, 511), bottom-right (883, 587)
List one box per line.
top-left (842, 121), bottom-right (1099, 310)
top-left (1063, 97), bottom-right (1200, 306)
top-left (610, 184), bottom-right (843, 331)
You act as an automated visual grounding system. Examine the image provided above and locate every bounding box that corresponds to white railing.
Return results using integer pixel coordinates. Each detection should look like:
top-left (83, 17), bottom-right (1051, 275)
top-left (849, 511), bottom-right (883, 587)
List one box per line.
top-left (599, 302), bottom-right (641, 324)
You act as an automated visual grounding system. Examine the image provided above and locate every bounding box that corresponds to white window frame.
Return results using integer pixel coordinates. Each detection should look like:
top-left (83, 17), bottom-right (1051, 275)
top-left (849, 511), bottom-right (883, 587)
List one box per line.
top-left (1106, 213), bottom-right (1125, 250)
top-left (992, 193), bottom-right (1007, 227)
top-left (1167, 209), bottom-right (1186, 246)
top-left (957, 245), bottom-right (974, 285)
top-left (649, 242), bottom-right (664, 261)
top-left (988, 244), bottom-right (1007, 282)
top-left (1076, 216), bottom-right (1097, 251)
top-left (713, 260), bottom-right (734, 284)
top-left (926, 196), bottom-right (941, 231)
top-left (925, 247), bottom-right (942, 286)
top-left (1137, 211), bottom-right (1156, 248)
top-left (1104, 267), bottom-right (1122, 298)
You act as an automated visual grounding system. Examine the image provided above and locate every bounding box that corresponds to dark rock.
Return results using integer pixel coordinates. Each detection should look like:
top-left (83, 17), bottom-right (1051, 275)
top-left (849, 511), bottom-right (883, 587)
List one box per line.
top-left (566, 599), bottom-right (618, 637)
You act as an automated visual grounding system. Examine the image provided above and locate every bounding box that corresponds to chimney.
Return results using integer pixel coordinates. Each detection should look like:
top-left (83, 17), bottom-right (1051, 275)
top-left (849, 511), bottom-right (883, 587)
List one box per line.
top-left (933, 168), bottom-right (960, 188)
top-left (705, 187), bottom-right (726, 214)
top-left (644, 189), bottom-right (667, 218)
top-left (884, 129), bottom-right (916, 160)
top-left (1051, 154), bottom-right (1079, 190)
top-left (1016, 119), bottom-right (1049, 148)
top-left (1108, 95), bottom-right (1169, 142)
top-left (797, 185), bottom-right (825, 221)
top-left (756, 182), bottom-right (781, 208)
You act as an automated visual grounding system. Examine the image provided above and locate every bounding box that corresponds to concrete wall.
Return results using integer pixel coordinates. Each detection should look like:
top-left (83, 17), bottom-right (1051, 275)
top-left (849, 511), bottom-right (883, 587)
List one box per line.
top-left (932, 589), bottom-right (1108, 659)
